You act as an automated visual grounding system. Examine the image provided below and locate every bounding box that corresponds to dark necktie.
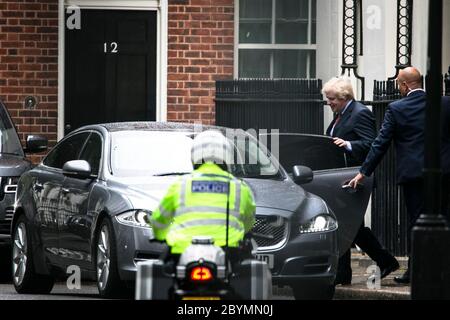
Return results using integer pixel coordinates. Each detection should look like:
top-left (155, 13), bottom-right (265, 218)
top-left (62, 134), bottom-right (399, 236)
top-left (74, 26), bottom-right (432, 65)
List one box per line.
top-left (334, 113), bottom-right (342, 126)
top-left (331, 113), bottom-right (341, 137)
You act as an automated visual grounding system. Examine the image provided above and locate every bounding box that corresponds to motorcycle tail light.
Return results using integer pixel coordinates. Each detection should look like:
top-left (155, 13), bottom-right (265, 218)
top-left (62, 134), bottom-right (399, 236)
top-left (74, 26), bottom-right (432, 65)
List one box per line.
top-left (190, 266), bottom-right (213, 282)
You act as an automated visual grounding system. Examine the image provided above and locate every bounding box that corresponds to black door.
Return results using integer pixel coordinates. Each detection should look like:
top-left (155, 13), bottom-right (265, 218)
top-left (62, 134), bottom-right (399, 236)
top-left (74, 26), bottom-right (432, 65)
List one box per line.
top-left (263, 133), bottom-right (374, 256)
top-left (65, 10), bottom-right (157, 133)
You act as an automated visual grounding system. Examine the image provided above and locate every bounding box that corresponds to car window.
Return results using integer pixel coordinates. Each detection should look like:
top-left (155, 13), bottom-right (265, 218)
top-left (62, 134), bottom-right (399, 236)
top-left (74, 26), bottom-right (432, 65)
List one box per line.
top-left (0, 102), bottom-right (24, 156)
top-left (79, 132), bottom-right (102, 175)
top-left (111, 131), bottom-right (194, 177)
top-left (43, 132), bottom-right (90, 169)
top-left (230, 133), bottom-right (280, 178)
top-left (110, 130), bottom-right (282, 179)
top-left (262, 134), bottom-right (347, 173)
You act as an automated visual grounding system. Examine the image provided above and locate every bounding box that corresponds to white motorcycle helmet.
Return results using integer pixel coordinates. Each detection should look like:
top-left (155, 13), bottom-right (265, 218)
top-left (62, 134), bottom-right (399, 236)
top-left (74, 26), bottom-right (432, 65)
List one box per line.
top-left (191, 130), bottom-right (234, 169)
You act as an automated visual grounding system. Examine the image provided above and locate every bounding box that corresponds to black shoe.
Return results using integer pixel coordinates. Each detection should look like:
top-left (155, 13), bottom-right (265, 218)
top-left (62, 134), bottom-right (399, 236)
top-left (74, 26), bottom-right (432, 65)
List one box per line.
top-left (334, 273), bottom-right (352, 285)
top-left (380, 259), bottom-right (400, 279)
top-left (394, 270), bottom-right (410, 284)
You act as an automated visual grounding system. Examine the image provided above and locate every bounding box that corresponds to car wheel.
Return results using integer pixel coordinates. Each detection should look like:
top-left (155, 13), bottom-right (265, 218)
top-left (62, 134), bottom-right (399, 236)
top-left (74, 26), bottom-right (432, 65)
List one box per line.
top-left (95, 218), bottom-right (127, 298)
top-left (292, 284), bottom-right (335, 300)
top-left (12, 215), bottom-right (54, 294)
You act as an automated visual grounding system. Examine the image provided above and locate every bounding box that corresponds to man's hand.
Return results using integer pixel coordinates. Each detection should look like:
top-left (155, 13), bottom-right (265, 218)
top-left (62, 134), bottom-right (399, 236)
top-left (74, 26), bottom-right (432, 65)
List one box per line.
top-left (333, 137), bottom-right (348, 148)
top-left (348, 173), bottom-right (365, 189)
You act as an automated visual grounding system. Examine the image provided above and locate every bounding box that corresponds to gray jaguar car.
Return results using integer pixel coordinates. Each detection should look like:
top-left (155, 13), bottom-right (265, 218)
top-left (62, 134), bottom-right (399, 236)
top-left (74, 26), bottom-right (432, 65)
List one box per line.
top-left (0, 100), bottom-right (47, 278)
top-left (11, 122), bottom-right (372, 299)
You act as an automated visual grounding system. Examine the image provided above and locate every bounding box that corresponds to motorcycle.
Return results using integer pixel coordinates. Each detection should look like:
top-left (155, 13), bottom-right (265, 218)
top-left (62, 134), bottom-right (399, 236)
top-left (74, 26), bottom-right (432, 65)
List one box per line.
top-left (135, 234), bottom-right (272, 300)
top-left (136, 178), bottom-right (272, 300)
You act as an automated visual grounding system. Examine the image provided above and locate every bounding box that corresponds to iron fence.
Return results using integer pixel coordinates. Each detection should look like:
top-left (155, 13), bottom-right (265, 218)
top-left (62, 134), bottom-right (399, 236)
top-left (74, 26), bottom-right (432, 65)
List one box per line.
top-left (215, 79), bottom-right (325, 134)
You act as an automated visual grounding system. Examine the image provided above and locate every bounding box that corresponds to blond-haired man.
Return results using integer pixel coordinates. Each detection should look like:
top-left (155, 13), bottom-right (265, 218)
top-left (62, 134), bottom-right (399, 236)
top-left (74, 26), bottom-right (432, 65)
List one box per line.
top-left (322, 77), bottom-right (375, 166)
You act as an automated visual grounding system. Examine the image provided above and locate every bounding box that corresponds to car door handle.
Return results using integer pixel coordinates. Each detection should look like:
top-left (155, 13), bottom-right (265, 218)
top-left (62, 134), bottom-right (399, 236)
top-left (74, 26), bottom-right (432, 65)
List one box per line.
top-left (61, 188), bottom-right (70, 194)
top-left (342, 183), bottom-right (363, 194)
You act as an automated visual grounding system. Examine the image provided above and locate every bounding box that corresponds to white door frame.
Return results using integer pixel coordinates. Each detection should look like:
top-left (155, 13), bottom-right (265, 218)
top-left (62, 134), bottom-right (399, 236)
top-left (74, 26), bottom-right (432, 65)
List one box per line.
top-left (58, 0), bottom-right (168, 140)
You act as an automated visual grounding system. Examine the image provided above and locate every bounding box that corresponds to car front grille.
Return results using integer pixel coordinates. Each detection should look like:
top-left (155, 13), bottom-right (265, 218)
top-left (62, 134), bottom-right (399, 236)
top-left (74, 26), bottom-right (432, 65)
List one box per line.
top-left (251, 216), bottom-right (288, 250)
top-left (0, 207), bottom-right (14, 235)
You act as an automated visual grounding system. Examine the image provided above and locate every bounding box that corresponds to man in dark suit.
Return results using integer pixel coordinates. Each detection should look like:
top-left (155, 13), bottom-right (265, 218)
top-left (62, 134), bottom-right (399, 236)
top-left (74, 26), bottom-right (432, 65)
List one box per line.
top-left (325, 80), bottom-right (377, 167)
top-left (349, 67), bottom-right (449, 284)
top-left (322, 77), bottom-right (399, 285)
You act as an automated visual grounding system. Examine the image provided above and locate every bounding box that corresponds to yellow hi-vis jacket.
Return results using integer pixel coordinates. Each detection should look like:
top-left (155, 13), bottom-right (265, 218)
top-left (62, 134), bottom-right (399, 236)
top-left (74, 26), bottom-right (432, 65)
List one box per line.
top-left (150, 162), bottom-right (256, 254)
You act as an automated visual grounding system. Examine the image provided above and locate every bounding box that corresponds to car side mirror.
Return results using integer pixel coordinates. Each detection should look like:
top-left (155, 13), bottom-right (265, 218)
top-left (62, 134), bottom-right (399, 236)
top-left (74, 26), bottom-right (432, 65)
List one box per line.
top-left (63, 160), bottom-right (92, 180)
top-left (292, 165), bottom-right (314, 185)
top-left (24, 135), bottom-right (48, 153)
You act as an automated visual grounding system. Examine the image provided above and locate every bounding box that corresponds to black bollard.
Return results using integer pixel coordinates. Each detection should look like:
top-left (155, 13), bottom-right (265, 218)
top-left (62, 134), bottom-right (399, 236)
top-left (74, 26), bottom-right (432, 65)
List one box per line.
top-left (411, 0), bottom-right (450, 300)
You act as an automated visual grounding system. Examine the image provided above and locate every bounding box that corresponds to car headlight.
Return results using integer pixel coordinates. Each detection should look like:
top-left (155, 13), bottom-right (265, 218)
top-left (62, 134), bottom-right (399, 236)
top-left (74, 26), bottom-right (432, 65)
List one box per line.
top-left (299, 215), bottom-right (337, 234)
top-left (116, 210), bottom-right (152, 228)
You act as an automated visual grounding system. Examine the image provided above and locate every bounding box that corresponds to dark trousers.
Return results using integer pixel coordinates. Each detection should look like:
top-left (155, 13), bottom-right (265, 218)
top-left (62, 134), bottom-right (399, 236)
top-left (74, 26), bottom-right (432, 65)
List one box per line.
top-left (337, 224), bottom-right (396, 278)
top-left (401, 178), bottom-right (425, 256)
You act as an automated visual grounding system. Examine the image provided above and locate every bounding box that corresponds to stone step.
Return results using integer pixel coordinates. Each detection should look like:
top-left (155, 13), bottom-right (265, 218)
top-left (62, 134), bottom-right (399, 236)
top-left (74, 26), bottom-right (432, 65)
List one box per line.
top-left (272, 252), bottom-right (411, 300)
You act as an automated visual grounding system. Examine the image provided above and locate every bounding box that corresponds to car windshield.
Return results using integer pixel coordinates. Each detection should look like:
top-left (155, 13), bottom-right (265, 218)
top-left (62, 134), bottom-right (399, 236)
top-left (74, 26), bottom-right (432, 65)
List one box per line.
top-left (0, 104), bottom-right (24, 156)
top-left (110, 130), bottom-right (282, 179)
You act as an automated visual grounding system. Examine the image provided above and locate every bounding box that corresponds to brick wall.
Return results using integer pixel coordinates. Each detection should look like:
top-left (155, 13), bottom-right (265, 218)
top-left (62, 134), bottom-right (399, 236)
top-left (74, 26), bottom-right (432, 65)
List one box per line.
top-left (167, 0), bottom-right (234, 125)
top-left (0, 0), bottom-right (58, 162)
top-left (0, 0), bottom-right (235, 164)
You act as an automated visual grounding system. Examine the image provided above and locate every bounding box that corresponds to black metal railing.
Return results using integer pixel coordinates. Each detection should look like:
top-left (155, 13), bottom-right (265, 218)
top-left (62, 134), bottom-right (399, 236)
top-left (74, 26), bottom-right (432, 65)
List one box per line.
top-left (341, 0), bottom-right (365, 99)
top-left (388, 0), bottom-right (414, 80)
top-left (215, 79), bottom-right (325, 134)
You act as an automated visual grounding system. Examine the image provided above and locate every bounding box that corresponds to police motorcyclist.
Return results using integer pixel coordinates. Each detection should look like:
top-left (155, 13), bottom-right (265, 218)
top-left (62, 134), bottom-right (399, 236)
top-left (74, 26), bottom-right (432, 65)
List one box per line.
top-left (149, 130), bottom-right (256, 260)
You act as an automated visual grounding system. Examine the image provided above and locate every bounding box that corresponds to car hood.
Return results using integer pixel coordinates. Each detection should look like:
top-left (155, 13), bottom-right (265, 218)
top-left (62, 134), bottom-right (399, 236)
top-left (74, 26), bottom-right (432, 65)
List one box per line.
top-left (244, 178), bottom-right (306, 215)
top-left (108, 176), bottom-right (180, 211)
top-left (0, 154), bottom-right (32, 177)
top-left (110, 176), bottom-right (306, 217)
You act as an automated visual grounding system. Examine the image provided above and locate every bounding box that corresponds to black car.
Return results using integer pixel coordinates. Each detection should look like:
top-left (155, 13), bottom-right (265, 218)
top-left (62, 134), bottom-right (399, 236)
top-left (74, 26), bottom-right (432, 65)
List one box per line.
top-left (0, 100), bottom-right (47, 251)
top-left (12, 122), bottom-right (372, 299)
